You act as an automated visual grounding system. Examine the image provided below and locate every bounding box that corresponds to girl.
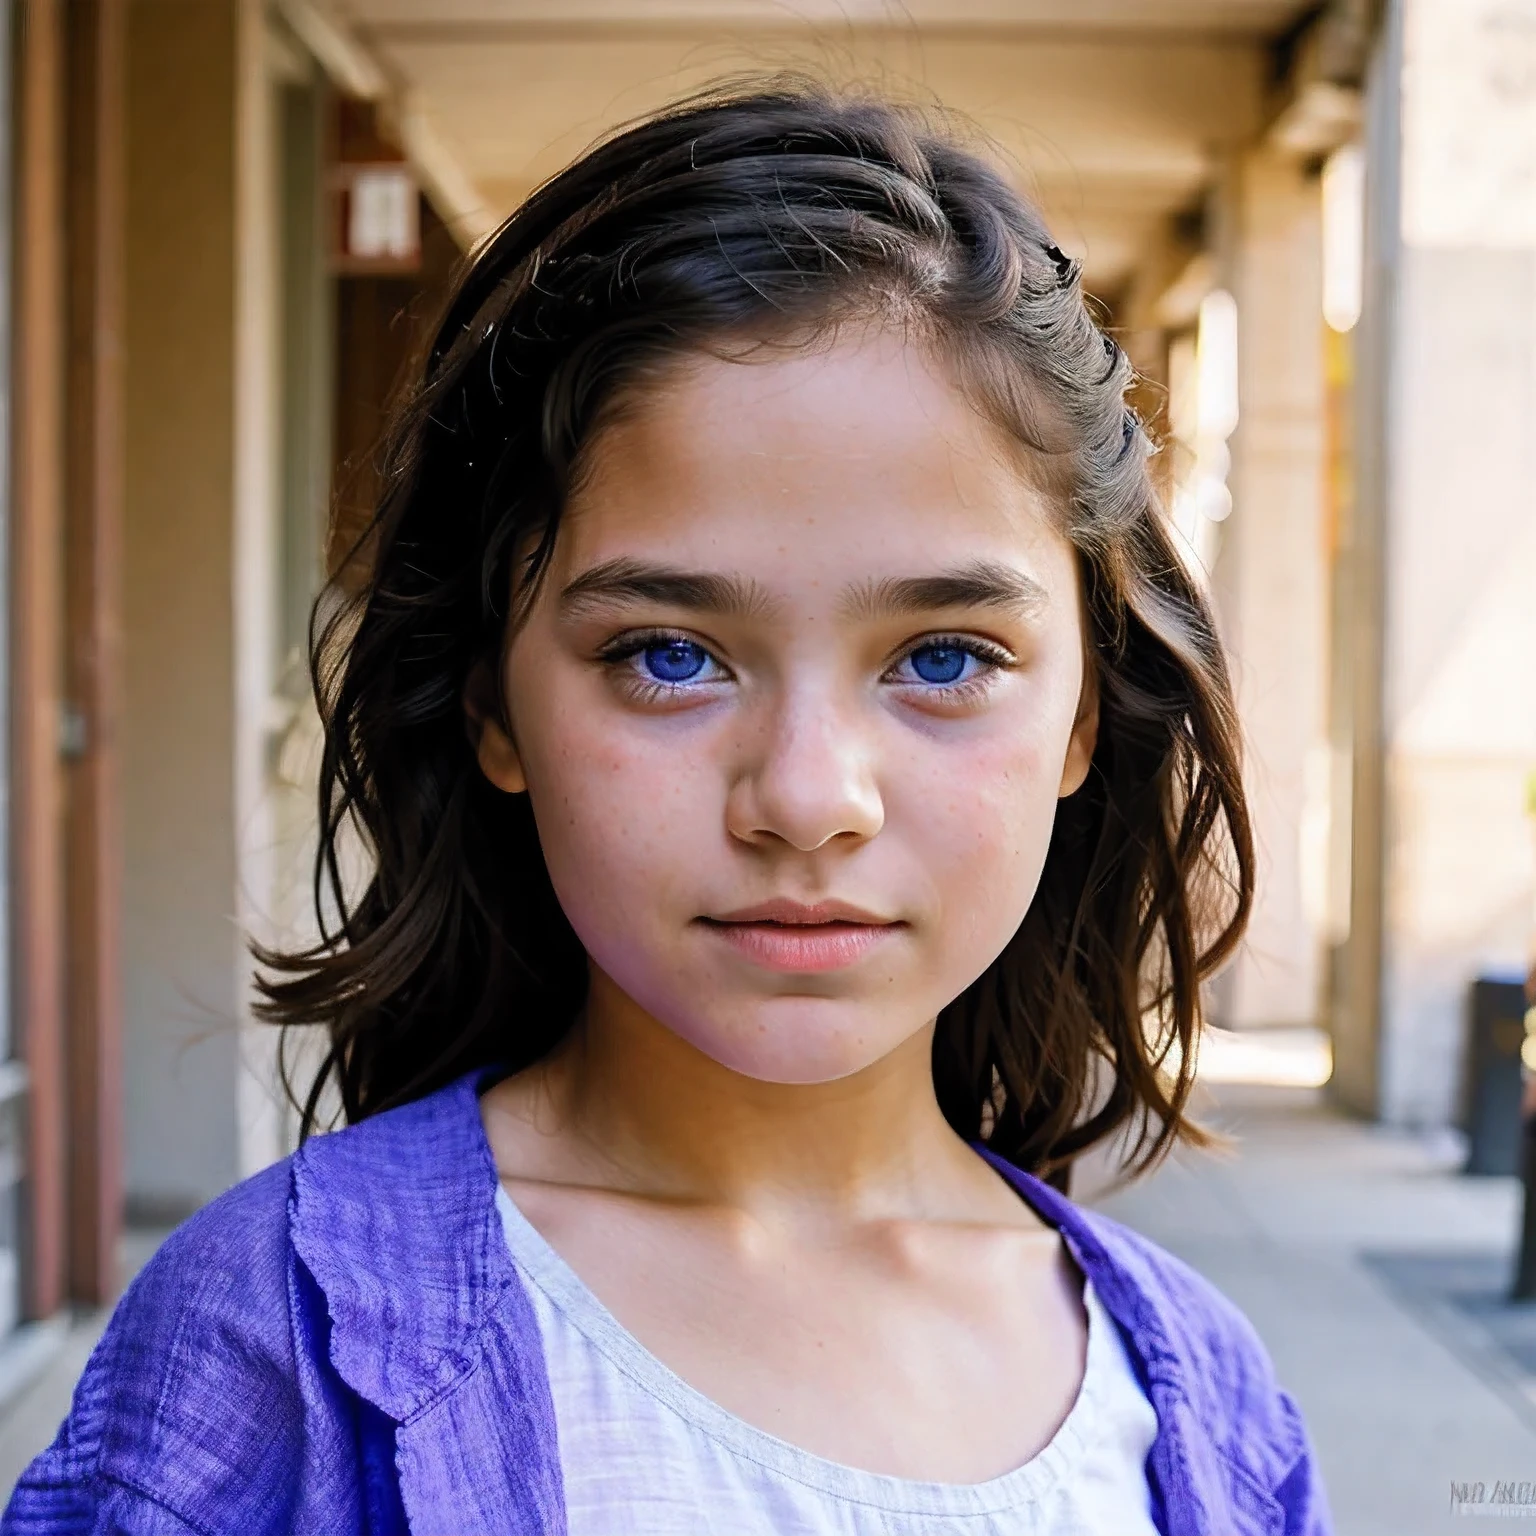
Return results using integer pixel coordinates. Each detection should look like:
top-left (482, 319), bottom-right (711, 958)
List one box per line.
top-left (7, 83), bottom-right (1330, 1535)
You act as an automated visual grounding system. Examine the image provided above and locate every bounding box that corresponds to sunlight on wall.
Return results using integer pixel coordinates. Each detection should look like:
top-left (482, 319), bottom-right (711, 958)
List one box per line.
top-left (1322, 143), bottom-right (1364, 332)
top-left (1164, 1024), bottom-right (1335, 1088)
top-left (1168, 287), bottom-right (1239, 578)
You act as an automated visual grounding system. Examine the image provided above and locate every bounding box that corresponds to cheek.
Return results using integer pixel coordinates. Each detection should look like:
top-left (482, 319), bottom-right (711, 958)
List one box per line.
top-left (896, 697), bottom-right (1075, 956)
top-left (514, 691), bottom-right (715, 944)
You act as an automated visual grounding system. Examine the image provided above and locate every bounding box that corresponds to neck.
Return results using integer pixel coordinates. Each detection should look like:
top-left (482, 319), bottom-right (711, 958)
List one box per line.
top-left (530, 966), bottom-right (981, 1224)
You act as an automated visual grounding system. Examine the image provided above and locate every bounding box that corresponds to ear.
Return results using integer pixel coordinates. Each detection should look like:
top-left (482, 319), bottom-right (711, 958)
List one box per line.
top-left (1058, 657), bottom-right (1100, 799)
top-left (463, 659), bottom-right (527, 794)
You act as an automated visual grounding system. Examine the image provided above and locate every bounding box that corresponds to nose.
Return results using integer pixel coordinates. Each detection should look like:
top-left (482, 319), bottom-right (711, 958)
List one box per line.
top-left (725, 686), bottom-right (885, 852)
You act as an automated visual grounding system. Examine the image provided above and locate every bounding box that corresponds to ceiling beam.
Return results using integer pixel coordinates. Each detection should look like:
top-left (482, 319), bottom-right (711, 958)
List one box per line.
top-left (338, 0), bottom-right (1314, 41)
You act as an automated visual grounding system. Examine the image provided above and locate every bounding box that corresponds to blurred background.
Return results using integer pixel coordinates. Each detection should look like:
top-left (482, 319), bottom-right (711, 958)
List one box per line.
top-left (0, 0), bottom-right (1532, 1529)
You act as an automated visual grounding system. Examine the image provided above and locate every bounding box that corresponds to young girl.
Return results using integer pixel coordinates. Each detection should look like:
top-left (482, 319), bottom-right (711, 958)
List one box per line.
top-left (7, 84), bottom-right (1330, 1535)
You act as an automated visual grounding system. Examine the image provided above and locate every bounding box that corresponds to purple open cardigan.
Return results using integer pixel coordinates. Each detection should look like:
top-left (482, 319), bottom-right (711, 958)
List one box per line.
top-left (5, 1067), bottom-right (1331, 1535)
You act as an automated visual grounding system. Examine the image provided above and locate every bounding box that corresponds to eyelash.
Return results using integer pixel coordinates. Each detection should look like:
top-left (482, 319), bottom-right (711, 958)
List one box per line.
top-left (596, 629), bottom-right (733, 706)
top-left (596, 628), bottom-right (1017, 707)
top-left (889, 633), bottom-right (1017, 704)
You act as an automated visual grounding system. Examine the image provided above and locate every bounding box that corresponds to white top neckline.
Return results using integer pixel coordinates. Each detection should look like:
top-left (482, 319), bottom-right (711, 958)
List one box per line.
top-left (495, 1182), bottom-right (1141, 1520)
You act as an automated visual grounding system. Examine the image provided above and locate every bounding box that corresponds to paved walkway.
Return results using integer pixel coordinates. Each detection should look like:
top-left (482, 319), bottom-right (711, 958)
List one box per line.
top-left (1082, 1081), bottom-right (1536, 1535)
top-left (5, 1081), bottom-right (1536, 1532)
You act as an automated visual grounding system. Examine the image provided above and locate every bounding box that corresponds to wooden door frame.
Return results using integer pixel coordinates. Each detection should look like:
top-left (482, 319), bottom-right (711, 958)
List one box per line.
top-left (10, 0), bottom-right (126, 1323)
top-left (62, 0), bottom-right (125, 1308)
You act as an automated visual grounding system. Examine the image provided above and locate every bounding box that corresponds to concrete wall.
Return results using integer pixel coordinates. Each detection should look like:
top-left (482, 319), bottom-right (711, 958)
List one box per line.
top-left (1375, 0), bottom-right (1536, 1125)
top-left (1216, 147), bottom-right (1330, 1029)
top-left (1325, 0), bottom-right (1399, 1118)
top-left (122, 0), bottom-right (241, 1214)
top-left (1379, 245), bottom-right (1536, 1122)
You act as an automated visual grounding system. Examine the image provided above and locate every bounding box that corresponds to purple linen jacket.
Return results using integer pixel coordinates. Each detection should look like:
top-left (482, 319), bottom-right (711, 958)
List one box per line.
top-left (5, 1068), bottom-right (1331, 1536)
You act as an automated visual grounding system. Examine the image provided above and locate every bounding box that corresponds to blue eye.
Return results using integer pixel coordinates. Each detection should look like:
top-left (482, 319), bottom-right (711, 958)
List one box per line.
top-left (888, 636), bottom-right (1012, 695)
top-left (641, 639), bottom-right (710, 683)
top-left (907, 643), bottom-right (972, 685)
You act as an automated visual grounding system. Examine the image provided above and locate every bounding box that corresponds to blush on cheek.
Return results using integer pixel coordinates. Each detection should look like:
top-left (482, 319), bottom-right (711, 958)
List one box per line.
top-left (922, 769), bottom-right (1062, 975)
top-left (534, 778), bottom-right (698, 968)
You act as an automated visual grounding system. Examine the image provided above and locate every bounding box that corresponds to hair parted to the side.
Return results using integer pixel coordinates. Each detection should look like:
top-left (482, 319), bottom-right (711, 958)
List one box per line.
top-left (256, 78), bottom-right (1254, 1182)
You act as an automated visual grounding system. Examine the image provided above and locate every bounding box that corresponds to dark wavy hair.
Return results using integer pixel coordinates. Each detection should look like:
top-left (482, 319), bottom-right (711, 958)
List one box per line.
top-left (258, 80), bottom-right (1254, 1182)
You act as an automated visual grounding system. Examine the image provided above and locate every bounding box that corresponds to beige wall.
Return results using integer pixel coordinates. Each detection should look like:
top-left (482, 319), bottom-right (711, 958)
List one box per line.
top-left (123, 0), bottom-right (242, 1213)
top-left (1370, 0), bottom-right (1536, 1125)
top-left (1380, 245), bottom-right (1536, 1124)
top-left (1217, 147), bottom-right (1330, 1030)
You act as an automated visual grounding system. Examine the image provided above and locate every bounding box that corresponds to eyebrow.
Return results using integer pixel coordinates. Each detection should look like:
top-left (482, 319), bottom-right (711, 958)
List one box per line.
top-left (557, 556), bottom-right (1048, 623)
top-left (838, 561), bottom-right (1049, 623)
top-left (558, 558), bottom-right (778, 620)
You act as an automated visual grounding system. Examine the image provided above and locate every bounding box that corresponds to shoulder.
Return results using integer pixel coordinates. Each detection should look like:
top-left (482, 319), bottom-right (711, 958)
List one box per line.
top-left (88, 1154), bottom-right (302, 1441)
top-left (977, 1147), bottom-right (1325, 1503)
top-left (1075, 1202), bottom-right (1272, 1370)
top-left (1071, 1203), bottom-right (1314, 1489)
top-left (6, 1069), bottom-right (527, 1535)
top-left (6, 1158), bottom-right (319, 1534)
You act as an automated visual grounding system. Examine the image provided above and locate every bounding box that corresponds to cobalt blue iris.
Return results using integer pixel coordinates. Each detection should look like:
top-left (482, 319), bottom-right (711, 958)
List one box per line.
top-left (643, 640), bottom-right (708, 683)
top-left (909, 644), bottom-right (967, 684)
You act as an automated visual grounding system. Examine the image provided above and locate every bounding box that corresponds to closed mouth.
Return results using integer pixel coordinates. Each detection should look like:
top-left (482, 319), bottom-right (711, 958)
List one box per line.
top-left (697, 908), bottom-right (903, 973)
top-left (703, 898), bottom-right (900, 927)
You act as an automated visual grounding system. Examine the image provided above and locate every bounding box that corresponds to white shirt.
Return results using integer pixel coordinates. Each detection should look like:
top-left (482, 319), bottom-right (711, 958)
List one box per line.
top-left (497, 1185), bottom-right (1161, 1535)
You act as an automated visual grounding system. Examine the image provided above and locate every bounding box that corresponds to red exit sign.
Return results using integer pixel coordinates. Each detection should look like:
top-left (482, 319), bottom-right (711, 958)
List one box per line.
top-left (332, 162), bottom-right (421, 274)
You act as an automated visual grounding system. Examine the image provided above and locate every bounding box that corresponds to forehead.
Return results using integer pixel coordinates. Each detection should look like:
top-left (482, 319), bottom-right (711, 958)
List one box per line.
top-left (556, 327), bottom-right (1072, 586)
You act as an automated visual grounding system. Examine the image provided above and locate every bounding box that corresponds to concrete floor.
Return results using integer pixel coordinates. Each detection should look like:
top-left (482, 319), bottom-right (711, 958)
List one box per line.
top-left (4, 1083), bottom-right (1536, 1534)
top-left (1082, 1082), bottom-right (1536, 1535)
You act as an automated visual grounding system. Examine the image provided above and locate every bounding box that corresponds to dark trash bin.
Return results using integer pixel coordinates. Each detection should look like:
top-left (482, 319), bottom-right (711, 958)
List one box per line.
top-left (1508, 964), bottom-right (1536, 1300)
top-left (1461, 975), bottom-right (1528, 1177)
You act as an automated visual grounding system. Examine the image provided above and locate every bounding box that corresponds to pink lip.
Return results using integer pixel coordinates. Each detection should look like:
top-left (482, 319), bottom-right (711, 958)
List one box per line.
top-left (710, 898), bottom-right (896, 925)
top-left (700, 899), bottom-right (903, 974)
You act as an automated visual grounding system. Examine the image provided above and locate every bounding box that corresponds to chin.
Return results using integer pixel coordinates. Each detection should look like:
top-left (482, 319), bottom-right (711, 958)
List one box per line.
top-left (674, 999), bottom-right (907, 1086)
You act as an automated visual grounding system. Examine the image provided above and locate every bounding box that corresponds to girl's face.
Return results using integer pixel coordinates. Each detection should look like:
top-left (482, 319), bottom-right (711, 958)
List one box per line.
top-left (476, 327), bottom-right (1097, 1084)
